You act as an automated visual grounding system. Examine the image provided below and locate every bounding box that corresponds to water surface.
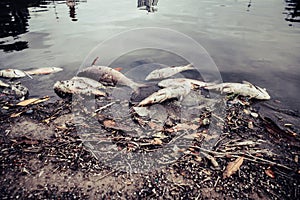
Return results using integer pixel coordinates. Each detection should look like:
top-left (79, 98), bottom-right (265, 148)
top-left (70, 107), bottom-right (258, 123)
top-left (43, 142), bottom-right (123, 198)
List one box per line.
top-left (0, 0), bottom-right (299, 110)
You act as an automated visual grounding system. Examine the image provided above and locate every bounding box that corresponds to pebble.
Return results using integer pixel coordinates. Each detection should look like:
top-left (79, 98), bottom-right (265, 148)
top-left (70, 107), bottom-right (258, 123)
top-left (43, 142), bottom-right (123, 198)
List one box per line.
top-left (250, 112), bottom-right (258, 118)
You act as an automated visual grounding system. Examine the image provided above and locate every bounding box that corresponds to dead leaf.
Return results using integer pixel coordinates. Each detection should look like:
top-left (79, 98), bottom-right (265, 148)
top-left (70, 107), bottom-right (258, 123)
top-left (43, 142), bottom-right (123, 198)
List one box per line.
top-left (103, 119), bottom-right (132, 132)
top-left (265, 168), bottom-right (275, 178)
top-left (17, 96), bottom-right (50, 106)
top-left (223, 156), bottom-right (244, 178)
top-left (103, 119), bottom-right (116, 128)
top-left (151, 138), bottom-right (163, 145)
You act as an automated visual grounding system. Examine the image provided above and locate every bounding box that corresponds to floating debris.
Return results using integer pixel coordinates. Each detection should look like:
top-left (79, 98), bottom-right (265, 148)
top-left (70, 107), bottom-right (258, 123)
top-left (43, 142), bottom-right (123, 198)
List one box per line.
top-left (145, 63), bottom-right (194, 80)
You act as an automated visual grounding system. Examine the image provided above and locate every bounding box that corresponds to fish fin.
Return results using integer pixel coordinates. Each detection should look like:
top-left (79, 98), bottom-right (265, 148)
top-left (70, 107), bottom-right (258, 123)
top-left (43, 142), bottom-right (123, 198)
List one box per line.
top-left (114, 67), bottom-right (123, 72)
top-left (242, 81), bottom-right (254, 87)
top-left (184, 63), bottom-right (194, 70)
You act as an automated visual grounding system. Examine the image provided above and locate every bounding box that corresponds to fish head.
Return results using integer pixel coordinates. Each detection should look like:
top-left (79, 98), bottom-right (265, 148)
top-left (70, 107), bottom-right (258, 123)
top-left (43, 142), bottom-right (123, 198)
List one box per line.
top-left (145, 70), bottom-right (160, 81)
top-left (254, 87), bottom-right (271, 100)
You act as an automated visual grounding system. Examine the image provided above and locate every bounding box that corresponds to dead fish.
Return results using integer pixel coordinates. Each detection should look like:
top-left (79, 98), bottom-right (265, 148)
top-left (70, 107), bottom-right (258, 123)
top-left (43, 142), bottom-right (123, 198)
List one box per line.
top-left (0, 69), bottom-right (28, 78)
top-left (205, 81), bottom-right (271, 100)
top-left (145, 63), bottom-right (194, 80)
top-left (138, 84), bottom-right (191, 106)
top-left (77, 65), bottom-right (144, 91)
top-left (70, 76), bottom-right (106, 89)
top-left (158, 78), bottom-right (214, 89)
top-left (25, 67), bottom-right (63, 75)
top-left (1, 82), bottom-right (29, 100)
top-left (0, 80), bottom-right (10, 87)
top-left (53, 78), bottom-right (106, 97)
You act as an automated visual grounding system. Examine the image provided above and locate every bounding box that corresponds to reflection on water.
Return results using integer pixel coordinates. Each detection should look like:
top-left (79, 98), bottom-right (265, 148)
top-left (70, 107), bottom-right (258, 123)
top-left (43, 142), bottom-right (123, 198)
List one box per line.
top-left (284, 0), bottom-right (300, 24)
top-left (0, 0), bottom-right (37, 52)
top-left (0, 0), bottom-right (86, 52)
top-left (246, 0), bottom-right (251, 12)
top-left (137, 0), bottom-right (158, 13)
top-left (66, 0), bottom-right (77, 21)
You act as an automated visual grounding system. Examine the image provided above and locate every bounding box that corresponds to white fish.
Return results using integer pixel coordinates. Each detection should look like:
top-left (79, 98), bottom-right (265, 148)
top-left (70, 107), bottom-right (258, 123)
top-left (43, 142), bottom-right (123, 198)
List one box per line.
top-left (77, 65), bottom-right (144, 91)
top-left (70, 76), bottom-right (106, 89)
top-left (138, 84), bottom-right (191, 106)
top-left (0, 69), bottom-right (28, 78)
top-left (25, 67), bottom-right (63, 75)
top-left (0, 80), bottom-right (10, 87)
top-left (205, 81), bottom-right (271, 100)
top-left (145, 63), bottom-right (194, 80)
top-left (158, 78), bottom-right (214, 89)
top-left (53, 78), bottom-right (106, 97)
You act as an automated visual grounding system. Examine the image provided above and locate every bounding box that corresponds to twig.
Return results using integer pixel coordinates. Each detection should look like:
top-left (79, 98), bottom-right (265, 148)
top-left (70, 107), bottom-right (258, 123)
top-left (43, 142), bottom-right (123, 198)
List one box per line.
top-left (211, 113), bottom-right (225, 122)
top-left (214, 176), bottom-right (220, 187)
top-left (95, 102), bottom-right (115, 113)
top-left (95, 169), bottom-right (118, 182)
top-left (243, 153), bottom-right (293, 171)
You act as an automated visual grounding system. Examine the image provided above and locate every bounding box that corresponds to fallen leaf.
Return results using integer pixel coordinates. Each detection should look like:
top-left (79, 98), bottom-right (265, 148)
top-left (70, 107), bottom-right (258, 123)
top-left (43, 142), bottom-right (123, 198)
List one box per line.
top-left (103, 119), bottom-right (116, 128)
top-left (17, 96), bottom-right (50, 106)
top-left (103, 119), bottom-right (132, 132)
top-left (223, 156), bottom-right (244, 178)
top-left (151, 138), bottom-right (163, 145)
top-left (265, 168), bottom-right (275, 179)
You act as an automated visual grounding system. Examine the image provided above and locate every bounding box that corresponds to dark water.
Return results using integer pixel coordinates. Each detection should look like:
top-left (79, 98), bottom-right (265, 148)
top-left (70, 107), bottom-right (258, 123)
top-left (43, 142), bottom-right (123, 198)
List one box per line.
top-left (0, 0), bottom-right (299, 110)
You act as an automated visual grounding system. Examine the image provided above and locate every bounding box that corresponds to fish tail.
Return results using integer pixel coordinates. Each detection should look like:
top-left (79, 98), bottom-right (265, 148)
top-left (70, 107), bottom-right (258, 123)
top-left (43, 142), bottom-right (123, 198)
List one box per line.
top-left (130, 82), bottom-right (148, 92)
top-left (184, 63), bottom-right (194, 70)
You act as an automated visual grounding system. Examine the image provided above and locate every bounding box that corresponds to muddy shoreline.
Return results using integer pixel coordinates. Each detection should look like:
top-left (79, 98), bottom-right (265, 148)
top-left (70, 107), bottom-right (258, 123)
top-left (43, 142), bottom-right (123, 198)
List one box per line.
top-left (0, 90), bottom-right (299, 199)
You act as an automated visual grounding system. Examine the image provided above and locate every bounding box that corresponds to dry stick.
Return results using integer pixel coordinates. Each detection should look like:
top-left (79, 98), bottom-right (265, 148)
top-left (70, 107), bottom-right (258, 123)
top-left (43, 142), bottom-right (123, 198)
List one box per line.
top-left (243, 153), bottom-right (293, 171)
top-left (95, 102), bottom-right (115, 113)
top-left (211, 113), bottom-right (225, 123)
top-left (95, 169), bottom-right (119, 182)
top-left (190, 146), bottom-right (293, 171)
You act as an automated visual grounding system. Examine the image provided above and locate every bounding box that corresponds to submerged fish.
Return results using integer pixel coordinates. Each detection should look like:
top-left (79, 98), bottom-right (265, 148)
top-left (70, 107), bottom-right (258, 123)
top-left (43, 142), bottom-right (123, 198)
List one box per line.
top-left (205, 81), bottom-right (271, 100)
top-left (145, 63), bottom-right (194, 81)
top-left (0, 69), bottom-right (28, 78)
top-left (25, 67), bottom-right (63, 75)
top-left (138, 84), bottom-right (191, 106)
top-left (53, 78), bottom-right (106, 97)
top-left (77, 65), bottom-right (144, 91)
top-left (158, 78), bottom-right (214, 89)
